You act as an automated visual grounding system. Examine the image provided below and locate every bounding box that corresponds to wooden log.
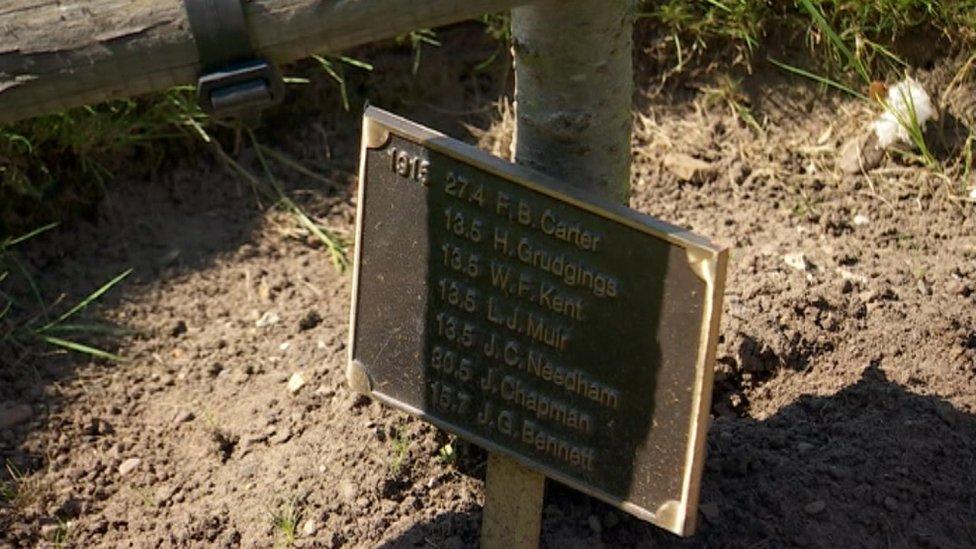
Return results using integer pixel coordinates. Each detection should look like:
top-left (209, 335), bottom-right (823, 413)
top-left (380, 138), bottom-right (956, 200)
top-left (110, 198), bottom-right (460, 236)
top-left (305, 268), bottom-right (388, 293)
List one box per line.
top-left (0, 0), bottom-right (528, 124)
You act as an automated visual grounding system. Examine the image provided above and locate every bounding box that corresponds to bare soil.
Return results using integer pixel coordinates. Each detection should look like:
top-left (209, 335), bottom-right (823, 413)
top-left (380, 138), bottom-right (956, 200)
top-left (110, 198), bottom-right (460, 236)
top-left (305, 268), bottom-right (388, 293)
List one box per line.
top-left (2, 23), bottom-right (975, 548)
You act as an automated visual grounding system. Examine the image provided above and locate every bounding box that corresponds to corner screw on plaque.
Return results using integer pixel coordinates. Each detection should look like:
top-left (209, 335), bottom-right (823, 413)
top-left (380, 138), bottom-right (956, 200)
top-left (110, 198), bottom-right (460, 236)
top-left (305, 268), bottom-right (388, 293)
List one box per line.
top-left (346, 360), bottom-right (373, 395)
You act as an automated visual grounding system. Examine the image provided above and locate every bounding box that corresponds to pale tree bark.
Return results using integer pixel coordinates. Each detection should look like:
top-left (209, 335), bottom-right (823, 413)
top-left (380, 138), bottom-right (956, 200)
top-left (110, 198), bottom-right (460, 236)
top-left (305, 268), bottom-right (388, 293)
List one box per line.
top-left (481, 1), bottom-right (634, 547)
top-left (0, 0), bottom-right (528, 124)
top-left (511, 0), bottom-right (634, 203)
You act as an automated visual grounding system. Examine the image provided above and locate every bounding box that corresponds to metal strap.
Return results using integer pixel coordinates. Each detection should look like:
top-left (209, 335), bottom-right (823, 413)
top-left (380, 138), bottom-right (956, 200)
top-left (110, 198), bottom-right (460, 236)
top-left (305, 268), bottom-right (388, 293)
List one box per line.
top-left (184, 0), bottom-right (283, 119)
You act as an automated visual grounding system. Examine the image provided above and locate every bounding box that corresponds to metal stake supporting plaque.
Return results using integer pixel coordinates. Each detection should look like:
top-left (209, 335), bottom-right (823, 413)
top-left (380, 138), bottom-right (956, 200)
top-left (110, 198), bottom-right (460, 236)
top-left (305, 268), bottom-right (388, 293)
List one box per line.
top-left (481, 1), bottom-right (635, 546)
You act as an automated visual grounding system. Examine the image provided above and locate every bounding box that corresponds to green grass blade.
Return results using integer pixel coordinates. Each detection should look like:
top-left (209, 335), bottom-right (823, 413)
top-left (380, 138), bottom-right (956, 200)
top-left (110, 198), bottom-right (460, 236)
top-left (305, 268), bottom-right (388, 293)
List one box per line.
top-left (338, 56), bottom-right (374, 71)
top-left (796, 0), bottom-right (870, 83)
top-left (41, 322), bottom-right (135, 336)
top-left (291, 206), bottom-right (349, 272)
top-left (4, 222), bottom-right (59, 248)
top-left (9, 255), bottom-right (45, 310)
top-left (41, 335), bottom-right (125, 362)
top-left (768, 57), bottom-right (868, 100)
top-left (248, 132), bottom-right (349, 272)
top-left (256, 145), bottom-right (338, 187)
top-left (703, 0), bottom-right (733, 15)
top-left (313, 55), bottom-right (350, 111)
top-left (39, 268), bottom-right (132, 332)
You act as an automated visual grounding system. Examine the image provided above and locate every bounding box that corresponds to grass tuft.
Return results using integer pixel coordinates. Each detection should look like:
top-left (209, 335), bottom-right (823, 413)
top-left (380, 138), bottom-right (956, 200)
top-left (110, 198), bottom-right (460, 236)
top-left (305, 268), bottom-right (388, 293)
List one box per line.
top-left (438, 442), bottom-right (456, 465)
top-left (389, 429), bottom-right (411, 477)
top-left (397, 29), bottom-right (441, 75)
top-left (311, 55), bottom-right (374, 111)
top-left (1, 461), bottom-right (48, 511)
top-left (269, 499), bottom-right (302, 547)
top-left (641, 0), bottom-right (975, 74)
top-left (1, 224), bottom-right (130, 360)
top-left (770, 0), bottom-right (943, 171)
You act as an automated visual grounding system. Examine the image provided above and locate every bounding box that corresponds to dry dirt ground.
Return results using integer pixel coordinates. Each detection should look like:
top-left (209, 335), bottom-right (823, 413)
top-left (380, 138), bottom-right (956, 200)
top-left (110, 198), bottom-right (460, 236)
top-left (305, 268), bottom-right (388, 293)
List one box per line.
top-left (2, 23), bottom-right (975, 548)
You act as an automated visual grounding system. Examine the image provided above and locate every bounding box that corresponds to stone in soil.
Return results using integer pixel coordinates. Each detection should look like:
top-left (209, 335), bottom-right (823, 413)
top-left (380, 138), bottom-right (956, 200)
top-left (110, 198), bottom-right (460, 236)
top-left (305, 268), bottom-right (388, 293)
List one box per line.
top-left (339, 480), bottom-right (357, 503)
top-left (804, 500), bottom-right (827, 515)
top-left (118, 458), bottom-right (141, 476)
top-left (172, 410), bottom-right (194, 425)
top-left (663, 152), bottom-right (717, 183)
top-left (288, 372), bottom-right (306, 395)
top-left (837, 132), bottom-right (884, 174)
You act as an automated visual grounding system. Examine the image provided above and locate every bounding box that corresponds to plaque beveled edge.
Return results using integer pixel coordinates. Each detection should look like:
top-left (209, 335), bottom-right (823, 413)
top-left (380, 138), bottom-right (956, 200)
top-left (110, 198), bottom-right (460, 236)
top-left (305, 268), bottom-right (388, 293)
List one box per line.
top-left (346, 116), bottom-right (390, 395)
top-left (672, 247), bottom-right (729, 535)
top-left (347, 107), bottom-right (731, 537)
top-left (360, 107), bottom-right (728, 256)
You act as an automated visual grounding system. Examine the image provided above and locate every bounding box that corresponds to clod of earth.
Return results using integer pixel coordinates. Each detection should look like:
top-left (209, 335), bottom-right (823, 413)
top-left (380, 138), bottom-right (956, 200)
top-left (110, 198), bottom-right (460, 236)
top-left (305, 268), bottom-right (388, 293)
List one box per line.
top-left (298, 311), bottom-right (323, 331)
top-left (0, 404), bottom-right (32, 430)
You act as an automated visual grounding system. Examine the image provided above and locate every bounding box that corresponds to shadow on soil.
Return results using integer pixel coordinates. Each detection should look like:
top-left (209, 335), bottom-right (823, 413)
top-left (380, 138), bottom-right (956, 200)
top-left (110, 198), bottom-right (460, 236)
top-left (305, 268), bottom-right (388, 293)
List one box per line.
top-left (382, 364), bottom-right (976, 548)
top-left (0, 21), bottom-right (511, 525)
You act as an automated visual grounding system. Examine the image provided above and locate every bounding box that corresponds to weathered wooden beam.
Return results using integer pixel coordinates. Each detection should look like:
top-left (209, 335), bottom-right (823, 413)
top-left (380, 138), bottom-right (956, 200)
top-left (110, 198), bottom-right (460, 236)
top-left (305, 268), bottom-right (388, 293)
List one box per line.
top-left (0, 0), bottom-right (529, 124)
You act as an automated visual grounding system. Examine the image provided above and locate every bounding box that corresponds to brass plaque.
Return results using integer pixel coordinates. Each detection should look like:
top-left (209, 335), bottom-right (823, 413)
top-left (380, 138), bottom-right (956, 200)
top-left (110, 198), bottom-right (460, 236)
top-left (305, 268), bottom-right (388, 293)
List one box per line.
top-left (348, 108), bottom-right (728, 536)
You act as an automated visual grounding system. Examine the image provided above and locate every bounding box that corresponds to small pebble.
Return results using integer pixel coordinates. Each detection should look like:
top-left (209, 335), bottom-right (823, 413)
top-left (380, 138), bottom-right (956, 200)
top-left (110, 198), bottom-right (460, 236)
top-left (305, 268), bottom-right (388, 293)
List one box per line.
top-left (287, 373), bottom-right (306, 395)
top-left (587, 514), bottom-right (602, 534)
top-left (784, 252), bottom-right (810, 272)
top-left (172, 410), bottom-right (194, 426)
top-left (256, 311), bottom-right (279, 328)
top-left (884, 496), bottom-right (899, 511)
top-left (339, 480), bottom-right (357, 502)
top-left (804, 500), bottom-right (826, 515)
top-left (118, 458), bottom-right (141, 476)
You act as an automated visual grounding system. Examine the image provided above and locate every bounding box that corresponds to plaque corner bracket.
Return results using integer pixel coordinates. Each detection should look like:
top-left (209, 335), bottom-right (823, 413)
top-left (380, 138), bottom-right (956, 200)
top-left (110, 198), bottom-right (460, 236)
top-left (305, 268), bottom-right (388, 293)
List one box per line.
top-left (685, 248), bottom-right (718, 287)
top-left (346, 359), bottom-right (373, 395)
top-left (654, 499), bottom-right (693, 537)
top-left (363, 117), bottom-right (392, 150)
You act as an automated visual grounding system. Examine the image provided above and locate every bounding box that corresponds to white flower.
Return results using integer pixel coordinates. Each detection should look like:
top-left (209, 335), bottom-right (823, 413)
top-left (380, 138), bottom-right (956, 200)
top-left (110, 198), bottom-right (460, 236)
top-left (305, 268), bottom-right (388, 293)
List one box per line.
top-left (872, 77), bottom-right (935, 149)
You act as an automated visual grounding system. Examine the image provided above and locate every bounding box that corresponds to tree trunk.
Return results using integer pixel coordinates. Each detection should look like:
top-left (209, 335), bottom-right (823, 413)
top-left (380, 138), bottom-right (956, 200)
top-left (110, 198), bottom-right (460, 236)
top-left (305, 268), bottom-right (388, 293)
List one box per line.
top-left (510, 0), bottom-right (634, 203)
top-left (0, 0), bottom-right (528, 124)
top-left (481, 1), bottom-right (634, 547)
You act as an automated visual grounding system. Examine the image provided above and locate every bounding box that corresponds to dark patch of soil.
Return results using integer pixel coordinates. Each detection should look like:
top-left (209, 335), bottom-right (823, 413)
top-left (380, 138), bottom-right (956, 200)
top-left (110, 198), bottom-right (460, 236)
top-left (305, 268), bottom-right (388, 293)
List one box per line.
top-left (2, 21), bottom-right (975, 549)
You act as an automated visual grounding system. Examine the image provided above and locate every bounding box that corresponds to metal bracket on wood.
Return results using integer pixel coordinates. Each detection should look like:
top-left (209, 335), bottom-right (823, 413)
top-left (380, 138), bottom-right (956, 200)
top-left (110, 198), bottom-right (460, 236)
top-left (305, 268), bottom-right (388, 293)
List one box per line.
top-left (184, 0), bottom-right (284, 121)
